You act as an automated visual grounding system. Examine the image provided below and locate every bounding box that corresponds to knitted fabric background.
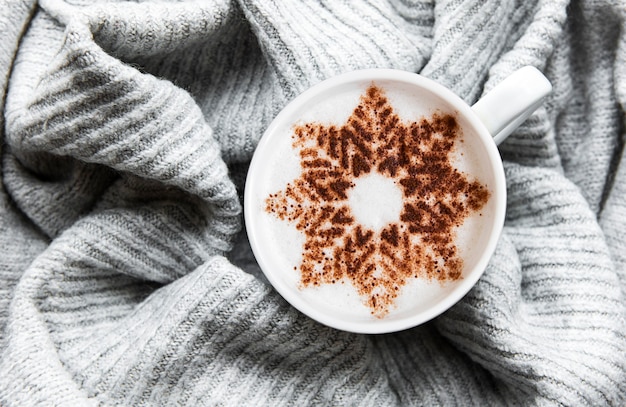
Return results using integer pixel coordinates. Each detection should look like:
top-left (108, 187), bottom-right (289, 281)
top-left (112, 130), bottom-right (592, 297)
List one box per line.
top-left (0, 0), bottom-right (625, 405)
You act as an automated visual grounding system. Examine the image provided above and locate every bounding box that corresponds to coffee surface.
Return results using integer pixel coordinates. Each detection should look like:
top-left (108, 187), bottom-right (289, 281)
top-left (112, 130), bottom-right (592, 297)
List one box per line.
top-left (265, 84), bottom-right (490, 317)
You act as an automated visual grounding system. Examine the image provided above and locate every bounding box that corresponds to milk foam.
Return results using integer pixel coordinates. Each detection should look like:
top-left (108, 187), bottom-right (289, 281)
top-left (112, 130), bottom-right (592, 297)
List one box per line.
top-left (253, 80), bottom-right (496, 321)
top-left (347, 172), bottom-right (403, 232)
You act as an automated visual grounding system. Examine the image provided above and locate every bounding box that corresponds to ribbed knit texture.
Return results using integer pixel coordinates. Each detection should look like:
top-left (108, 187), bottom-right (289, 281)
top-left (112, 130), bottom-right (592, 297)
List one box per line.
top-left (1, 0), bottom-right (625, 405)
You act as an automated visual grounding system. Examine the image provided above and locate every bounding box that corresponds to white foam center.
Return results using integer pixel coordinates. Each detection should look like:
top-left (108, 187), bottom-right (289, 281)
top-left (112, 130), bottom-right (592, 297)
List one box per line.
top-left (347, 172), bottom-right (403, 232)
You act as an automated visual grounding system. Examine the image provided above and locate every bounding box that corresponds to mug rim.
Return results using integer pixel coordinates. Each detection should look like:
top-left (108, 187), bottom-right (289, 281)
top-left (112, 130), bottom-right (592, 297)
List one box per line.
top-left (244, 68), bottom-right (506, 334)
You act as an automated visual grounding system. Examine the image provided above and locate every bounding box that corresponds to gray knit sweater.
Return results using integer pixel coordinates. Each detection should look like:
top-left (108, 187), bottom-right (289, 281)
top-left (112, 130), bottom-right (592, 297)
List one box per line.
top-left (1, 0), bottom-right (625, 405)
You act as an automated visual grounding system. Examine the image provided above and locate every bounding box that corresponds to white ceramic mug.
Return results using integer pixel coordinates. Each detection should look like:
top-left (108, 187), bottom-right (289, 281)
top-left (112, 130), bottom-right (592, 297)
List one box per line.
top-left (245, 67), bottom-right (551, 334)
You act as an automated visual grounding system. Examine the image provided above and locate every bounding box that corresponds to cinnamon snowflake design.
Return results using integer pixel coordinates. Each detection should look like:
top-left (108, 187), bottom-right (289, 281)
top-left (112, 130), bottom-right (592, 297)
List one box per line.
top-left (266, 84), bottom-right (490, 318)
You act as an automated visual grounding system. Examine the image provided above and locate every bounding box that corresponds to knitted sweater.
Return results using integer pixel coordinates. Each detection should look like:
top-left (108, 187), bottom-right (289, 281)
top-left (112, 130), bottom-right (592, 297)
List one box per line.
top-left (1, 0), bottom-right (625, 405)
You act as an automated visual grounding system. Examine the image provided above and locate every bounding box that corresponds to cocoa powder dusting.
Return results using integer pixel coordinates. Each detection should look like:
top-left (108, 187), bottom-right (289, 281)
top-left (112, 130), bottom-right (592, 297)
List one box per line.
top-left (265, 84), bottom-right (490, 318)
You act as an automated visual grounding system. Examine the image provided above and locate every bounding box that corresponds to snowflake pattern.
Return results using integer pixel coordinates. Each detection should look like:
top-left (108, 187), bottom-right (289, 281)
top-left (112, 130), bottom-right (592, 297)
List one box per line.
top-left (266, 84), bottom-right (490, 317)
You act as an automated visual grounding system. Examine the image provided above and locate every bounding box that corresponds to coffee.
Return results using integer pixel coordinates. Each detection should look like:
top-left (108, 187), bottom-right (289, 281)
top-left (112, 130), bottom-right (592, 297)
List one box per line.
top-left (252, 81), bottom-right (496, 321)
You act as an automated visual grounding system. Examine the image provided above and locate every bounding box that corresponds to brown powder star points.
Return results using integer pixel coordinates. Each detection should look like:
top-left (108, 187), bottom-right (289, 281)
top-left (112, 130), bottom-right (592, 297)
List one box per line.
top-left (265, 84), bottom-right (490, 318)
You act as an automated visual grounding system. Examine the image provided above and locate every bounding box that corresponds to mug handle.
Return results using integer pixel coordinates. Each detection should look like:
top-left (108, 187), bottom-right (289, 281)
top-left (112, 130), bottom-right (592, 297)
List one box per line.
top-left (471, 66), bottom-right (552, 145)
